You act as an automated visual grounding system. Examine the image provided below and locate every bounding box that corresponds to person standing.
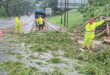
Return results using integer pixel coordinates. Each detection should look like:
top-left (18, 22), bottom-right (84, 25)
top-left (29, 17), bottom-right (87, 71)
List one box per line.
top-left (15, 16), bottom-right (22, 33)
top-left (37, 15), bottom-right (43, 31)
top-left (83, 18), bottom-right (109, 50)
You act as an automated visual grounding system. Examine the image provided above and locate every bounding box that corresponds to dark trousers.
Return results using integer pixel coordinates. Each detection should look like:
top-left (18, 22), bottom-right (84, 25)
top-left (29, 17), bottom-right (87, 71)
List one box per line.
top-left (39, 25), bottom-right (43, 30)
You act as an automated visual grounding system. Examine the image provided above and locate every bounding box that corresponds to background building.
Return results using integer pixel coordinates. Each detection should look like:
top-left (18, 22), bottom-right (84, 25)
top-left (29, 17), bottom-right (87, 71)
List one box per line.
top-left (57, 0), bottom-right (88, 9)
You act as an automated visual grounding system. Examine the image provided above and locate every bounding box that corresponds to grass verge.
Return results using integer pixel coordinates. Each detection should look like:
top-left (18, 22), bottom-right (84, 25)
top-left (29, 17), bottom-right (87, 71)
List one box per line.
top-left (47, 10), bottom-right (83, 28)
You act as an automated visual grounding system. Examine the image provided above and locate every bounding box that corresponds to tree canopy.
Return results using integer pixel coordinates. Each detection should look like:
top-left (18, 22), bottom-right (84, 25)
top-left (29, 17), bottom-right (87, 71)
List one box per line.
top-left (0, 0), bottom-right (35, 17)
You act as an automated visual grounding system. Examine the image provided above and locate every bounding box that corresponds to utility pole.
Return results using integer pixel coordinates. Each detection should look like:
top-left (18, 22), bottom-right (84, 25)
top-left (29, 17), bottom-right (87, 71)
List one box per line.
top-left (66, 0), bottom-right (69, 28)
top-left (61, 0), bottom-right (63, 25)
top-left (63, 0), bottom-right (69, 28)
top-left (64, 0), bottom-right (67, 27)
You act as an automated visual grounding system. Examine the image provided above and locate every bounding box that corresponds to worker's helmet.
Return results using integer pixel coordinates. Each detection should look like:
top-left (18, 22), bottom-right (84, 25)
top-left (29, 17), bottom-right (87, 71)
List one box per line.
top-left (89, 18), bottom-right (94, 24)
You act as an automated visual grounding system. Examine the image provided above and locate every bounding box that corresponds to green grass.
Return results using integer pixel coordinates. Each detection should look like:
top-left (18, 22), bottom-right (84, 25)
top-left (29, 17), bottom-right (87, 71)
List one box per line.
top-left (0, 61), bottom-right (36, 75)
top-left (75, 48), bottom-right (110, 75)
top-left (47, 10), bottom-right (83, 28)
top-left (0, 61), bottom-right (63, 75)
top-left (49, 58), bottom-right (62, 63)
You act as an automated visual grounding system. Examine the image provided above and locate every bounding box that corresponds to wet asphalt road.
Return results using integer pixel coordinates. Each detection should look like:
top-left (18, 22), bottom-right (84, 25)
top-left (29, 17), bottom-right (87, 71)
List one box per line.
top-left (0, 15), bottom-right (34, 31)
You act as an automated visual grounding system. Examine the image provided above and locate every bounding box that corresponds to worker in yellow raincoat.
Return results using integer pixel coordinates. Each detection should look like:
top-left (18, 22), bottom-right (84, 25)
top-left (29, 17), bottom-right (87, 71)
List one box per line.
top-left (15, 16), bottom-right (22, 33)
top-left (83, 18), bottom-right (106, 49)
top-left (37, 16), bottom-right (43, 31)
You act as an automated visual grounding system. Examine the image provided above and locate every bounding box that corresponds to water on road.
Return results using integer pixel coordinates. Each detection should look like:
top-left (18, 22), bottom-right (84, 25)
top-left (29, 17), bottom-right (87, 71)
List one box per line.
top-left (0, 15), bottom-right (82, 75)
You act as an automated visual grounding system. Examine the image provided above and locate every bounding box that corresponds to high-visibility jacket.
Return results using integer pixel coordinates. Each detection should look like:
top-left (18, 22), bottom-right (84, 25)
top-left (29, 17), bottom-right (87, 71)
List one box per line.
top-left (15, 17), bottom-right (22, 33)
top-left (37, 17), bottom-right (43, 25)
top-left (85, 20), bottom-right (105, 39)
top-left (15, 17), bottom-right (21, 27)
top-left (83, 20), bottom-right (105, 48)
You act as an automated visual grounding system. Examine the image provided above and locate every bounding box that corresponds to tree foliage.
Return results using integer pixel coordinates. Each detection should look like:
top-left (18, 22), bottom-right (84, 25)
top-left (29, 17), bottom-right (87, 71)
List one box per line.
top-left (78, 0), bottom-right (110, 21)
top-left (47, 0), bottom-right (58, 9)
top-left (37, 0), bottom-right (58, 9)
top-left (0, 0), bottom-right (35, 17)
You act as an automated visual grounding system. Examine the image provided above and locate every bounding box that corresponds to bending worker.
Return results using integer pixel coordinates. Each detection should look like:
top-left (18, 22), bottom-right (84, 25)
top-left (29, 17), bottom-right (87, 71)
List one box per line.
top-left (83, 18), bottom-right (109, 50)
top-left (37, 15), bottom-right (43, 31)
top-left (15, 16), bottom-right (22, 33)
